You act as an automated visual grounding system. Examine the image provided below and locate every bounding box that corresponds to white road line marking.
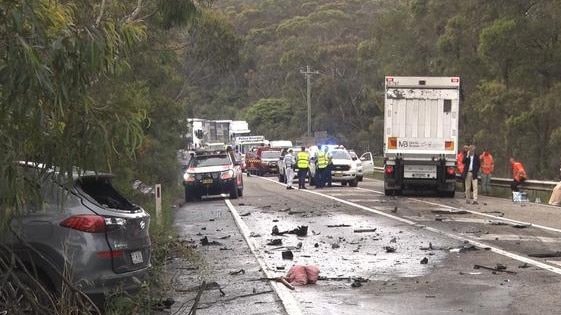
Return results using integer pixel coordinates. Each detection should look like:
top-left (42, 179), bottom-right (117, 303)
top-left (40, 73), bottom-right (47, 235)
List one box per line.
top-left (257, 176), bottom-right (561, 275)
top-left (355, 187), bottom-right (561, 234)
top-left (225, 199), bottom-right (303, 315)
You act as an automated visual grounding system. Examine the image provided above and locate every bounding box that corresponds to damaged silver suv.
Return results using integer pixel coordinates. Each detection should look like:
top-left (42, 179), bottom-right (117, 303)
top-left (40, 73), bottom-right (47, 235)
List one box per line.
top-left (0, 163), bottom-right (151, 312)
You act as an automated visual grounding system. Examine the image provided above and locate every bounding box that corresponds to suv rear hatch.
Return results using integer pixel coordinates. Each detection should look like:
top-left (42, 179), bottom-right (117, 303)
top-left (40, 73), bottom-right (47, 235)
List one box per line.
top-left (75, 175), bottom-right (151, 273)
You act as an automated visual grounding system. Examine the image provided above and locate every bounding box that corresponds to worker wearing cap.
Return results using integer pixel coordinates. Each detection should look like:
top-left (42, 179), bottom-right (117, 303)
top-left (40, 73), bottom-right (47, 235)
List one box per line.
top-left (284, 149), bottom-right (296, 190)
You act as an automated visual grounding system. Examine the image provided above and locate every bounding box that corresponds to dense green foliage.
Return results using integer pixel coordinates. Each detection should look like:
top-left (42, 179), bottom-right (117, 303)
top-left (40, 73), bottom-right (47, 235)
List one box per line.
top-left (179, 0), bottom-right (561, 179)
top-left (0, 0), bottom-right (207, 220)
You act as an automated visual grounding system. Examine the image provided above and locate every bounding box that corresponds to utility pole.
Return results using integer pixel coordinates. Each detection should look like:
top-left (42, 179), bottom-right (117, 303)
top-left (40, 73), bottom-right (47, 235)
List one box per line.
top-left (300, 65), bottom-right (319, 137)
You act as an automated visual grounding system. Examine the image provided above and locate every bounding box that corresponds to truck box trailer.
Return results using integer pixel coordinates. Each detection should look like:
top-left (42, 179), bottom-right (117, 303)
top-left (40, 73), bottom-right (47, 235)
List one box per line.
top-left (383, 76), bottom-right (460, 196)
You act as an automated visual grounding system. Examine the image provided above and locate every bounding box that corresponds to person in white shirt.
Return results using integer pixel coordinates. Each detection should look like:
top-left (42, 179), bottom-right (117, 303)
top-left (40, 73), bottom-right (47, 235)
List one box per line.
top-left (462, 145), bottom-right (481, 204)
top-left (284, 149), bottom-right (296, 189)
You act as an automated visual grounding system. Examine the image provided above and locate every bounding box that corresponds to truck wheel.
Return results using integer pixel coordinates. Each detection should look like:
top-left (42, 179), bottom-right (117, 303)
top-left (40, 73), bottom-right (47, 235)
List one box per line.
top-left (384, 189), bottom-right (393, 196)
top-left (349, 179), bottom-right (358, 187)
top-left (229, 183), bottom-right (239, 199)
top-left (341, 181), bottom-right (347, 186)
top-left (441, 190), bottom-right (455, 198)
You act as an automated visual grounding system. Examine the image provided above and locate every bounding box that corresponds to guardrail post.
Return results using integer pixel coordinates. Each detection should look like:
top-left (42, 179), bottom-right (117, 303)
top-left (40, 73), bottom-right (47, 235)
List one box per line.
top-left (155, 184), bottom-right (162, 222)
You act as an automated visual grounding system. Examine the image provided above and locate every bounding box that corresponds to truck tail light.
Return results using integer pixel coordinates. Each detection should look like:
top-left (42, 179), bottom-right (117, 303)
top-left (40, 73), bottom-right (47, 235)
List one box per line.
top-left (388, 137), bottom-right (397, 149)
top-left (447, 167), bottom-right (455, 176)
top-left (451, 77), bottom-right (460, 83)
top-left (96, 250), bottom-right (124, 259)
top-left (386, 77), bottom-right (394, 82)
top-left (60, 215), bottom-right (105, 233)
top-left (385, 165), bottom-right (394, 175)
top-left (445, 141), bottom-right (454, 151)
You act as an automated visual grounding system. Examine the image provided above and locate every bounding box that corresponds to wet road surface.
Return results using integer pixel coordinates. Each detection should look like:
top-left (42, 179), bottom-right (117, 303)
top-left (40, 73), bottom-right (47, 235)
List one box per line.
top-left (170, 175), bottom-right (561, 314)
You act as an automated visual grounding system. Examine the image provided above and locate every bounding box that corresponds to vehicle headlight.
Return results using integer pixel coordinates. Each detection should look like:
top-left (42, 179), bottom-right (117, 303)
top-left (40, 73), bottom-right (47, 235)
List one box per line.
top-left (183, 172), bottom-right (195, 182)
top-left (221, 170), bottom-right (234, 180)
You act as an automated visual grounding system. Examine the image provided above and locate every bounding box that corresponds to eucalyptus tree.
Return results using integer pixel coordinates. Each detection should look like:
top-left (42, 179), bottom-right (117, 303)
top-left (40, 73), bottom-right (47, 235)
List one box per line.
top-left (0, 0), bottom-right (203, 222)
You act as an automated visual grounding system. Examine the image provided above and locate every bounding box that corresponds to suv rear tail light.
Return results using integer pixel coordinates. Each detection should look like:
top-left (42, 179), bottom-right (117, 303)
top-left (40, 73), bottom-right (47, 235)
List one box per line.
top-left (96, 250), bottom-right (124, 259)
top-left (60, 215), bottom-right (105, 233)
top-left (385, 165), bottom-right (394, 175)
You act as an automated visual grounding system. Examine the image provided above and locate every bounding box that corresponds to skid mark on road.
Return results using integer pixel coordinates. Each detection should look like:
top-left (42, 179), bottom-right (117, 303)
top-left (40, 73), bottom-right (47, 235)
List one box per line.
top-left (258, 176), bottom-right (561, 276)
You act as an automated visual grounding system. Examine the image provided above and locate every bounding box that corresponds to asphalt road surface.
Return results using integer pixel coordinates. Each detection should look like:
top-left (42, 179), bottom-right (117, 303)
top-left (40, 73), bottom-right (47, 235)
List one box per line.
top-left (170, 175), bottom-right (561, 315)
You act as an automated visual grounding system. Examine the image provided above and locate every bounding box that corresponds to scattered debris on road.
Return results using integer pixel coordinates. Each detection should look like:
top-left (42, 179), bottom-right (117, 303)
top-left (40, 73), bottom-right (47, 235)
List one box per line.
top-left (420, 257), bottom-right (429, 264)
top-left (391, 206), bottom-right (398, 213)
top-left (351, 277), bottom-right (368, 288)
top-left (267, 239), bottom-right (283, 246)
top-left (384, 246), bottom-right (396, 253)
top-left (282, 250), bottom-right (294, 260)
top-left (285, 265), bottom-right (320, 285)
top-left (528, 251), bottom-right (561, 258)
top-left (271, 225), bottom-right (308, 236)
top-left (431, 209), bottom-right (469, 215)
top-left (474, 264), bottom-right (517, 274)
top-left (511, 223), bottom-right (532, 228)
top-left (229, 269), bottom-right (246, 275)
top-left (353, 228), bottom-right (377, 233)
top-left (327, 224), bottom-right (351, 228)
top-left (200, 236), bottom-right (222, 246)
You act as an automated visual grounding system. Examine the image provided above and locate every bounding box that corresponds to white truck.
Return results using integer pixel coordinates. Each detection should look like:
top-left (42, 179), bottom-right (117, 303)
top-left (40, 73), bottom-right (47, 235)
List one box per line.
top-left (383, 76), bottom-right (460, 197)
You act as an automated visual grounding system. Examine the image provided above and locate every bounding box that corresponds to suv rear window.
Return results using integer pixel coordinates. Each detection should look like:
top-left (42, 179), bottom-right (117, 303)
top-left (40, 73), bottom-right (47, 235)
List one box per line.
top-left (190, 155), bottom-right (231, 167)
top-left (77, 177), bottom-right (138, 211)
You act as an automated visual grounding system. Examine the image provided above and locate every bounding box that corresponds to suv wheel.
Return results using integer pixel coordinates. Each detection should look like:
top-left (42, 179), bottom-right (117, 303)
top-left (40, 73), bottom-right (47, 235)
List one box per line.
top-left (349, 178), bottom-right (358, 187)
top-left (229, 183), bottom-right (239, 199)
top-left (184, 188), bottom-right (194, 202)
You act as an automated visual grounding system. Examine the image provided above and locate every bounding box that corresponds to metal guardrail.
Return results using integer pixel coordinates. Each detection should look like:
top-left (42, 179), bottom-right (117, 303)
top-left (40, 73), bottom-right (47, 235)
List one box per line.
top-left (373, 166), bottom-right (558, 192)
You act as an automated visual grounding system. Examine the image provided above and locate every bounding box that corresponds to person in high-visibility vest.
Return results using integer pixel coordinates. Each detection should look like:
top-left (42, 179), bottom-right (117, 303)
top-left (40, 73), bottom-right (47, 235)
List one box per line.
top-left (510, 157), bottom-right (527, 192)
top-left (479, 148), bottom-right (494, 195)
top-left (315, 146), bottom-right (329, 188)
top-left (296, 147), bottom-right (310, 189)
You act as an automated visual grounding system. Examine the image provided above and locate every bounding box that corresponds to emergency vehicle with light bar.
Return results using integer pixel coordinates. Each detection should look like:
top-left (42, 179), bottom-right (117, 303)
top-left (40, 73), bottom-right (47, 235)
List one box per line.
top-left (383, 76), bottom-right (460, 196)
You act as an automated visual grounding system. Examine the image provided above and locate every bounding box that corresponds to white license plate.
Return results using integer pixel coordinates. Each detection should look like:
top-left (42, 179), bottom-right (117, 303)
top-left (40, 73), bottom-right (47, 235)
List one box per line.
top-left (334, 172), bottom-right (343, 177)
top-left (202, 179), bottom-right (213, 184)
top-left (404, 165), bottom-right (436, 179)
top-left (131, 251), bottom-right (143, 264)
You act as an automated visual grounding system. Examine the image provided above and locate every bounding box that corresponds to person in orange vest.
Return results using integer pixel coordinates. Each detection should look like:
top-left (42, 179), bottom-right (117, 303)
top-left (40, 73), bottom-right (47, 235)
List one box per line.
top-left (510, 157), bottom-right (527, 192)
top-left (456, 145), bottom-right (468, 176)
top-left (479, 148), bottom-right (495, 195)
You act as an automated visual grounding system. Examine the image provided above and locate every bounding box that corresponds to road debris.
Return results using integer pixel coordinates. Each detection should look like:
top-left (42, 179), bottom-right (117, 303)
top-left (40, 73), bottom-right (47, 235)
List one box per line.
top-left (240, 212), bottom-right (251, 216)
top-left (474, 264), bottom-right (517, 274)
top-left (482, 211), bottom-right (504, 216)
top-left (266, 239), bottom-right (283, 246)
top-left (391, 206), bottom-right (398, 213)
top-left (200, 236), bottom-right (222, 246)
top-left (511, 223), bottom-right (532, 228)
top-left (420, 257), bottom-right (429, 264)
top-left (229, 269), bottom-right (246, 275)
top-left (390, 237), bottom-right (397, 243)
top-left (353, 228), bottom-right (377, 233)
top-left (249, 232), bottom-right (261, 237)
top-left (282, 250), bottom-right (294, 260)
top-left (219, 235), bottom-right (231, 239)
top-left (327, 224), bottom-right (351, 228)
top-left (384, 246), bottom-right (396, 253)
top-left (351, 277), bottom-right (368, 288)
top-left (285, 265), bottom-right (320, 285)
top-left (271, 225), bottom-right (308, 236)
top-left (431, 209), bottom-right (469, 215)
top-left (331, 243), bottom-right (340, 249)
top-left (487, 220), bottom-right (509, 226)
top-left (528, 251), bottom-right (561, 258)
top-left (518, 263), bottom-right (530, 268)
